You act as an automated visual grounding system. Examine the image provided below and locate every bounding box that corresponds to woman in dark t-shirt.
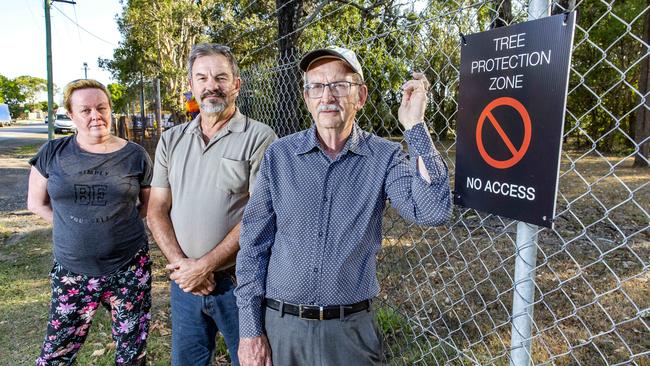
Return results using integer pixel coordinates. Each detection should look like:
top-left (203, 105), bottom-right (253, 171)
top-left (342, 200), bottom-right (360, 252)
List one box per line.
top-left (28, 79), bottom-right (153, 366)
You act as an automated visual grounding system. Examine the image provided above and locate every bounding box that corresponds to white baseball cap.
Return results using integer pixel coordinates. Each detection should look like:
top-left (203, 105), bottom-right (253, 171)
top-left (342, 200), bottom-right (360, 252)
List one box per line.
top-left (299, 46), bottom-right (364, 81)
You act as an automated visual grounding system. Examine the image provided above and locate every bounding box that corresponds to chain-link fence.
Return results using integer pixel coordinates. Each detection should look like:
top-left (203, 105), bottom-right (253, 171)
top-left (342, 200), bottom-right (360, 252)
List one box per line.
top-left (231, 0), bottom-right (649, 365)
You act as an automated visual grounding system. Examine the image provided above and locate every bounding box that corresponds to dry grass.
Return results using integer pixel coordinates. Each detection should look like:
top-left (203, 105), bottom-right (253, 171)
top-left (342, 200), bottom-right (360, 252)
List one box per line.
top-left (0, 211), bottom-right (231, 365)
top-left (376, 153), bottom-right (649, 365)
top-left (1, 138), bottom-right (647, 365)
top-left (0, 141), bottom-right (230, 365)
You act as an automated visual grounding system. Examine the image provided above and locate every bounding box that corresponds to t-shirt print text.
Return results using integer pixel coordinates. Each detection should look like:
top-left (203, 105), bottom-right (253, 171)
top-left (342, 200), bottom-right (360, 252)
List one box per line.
top-left (74, 184), bottom-right (108, 206)
top-left (78, 169), bottom-right (109, 176)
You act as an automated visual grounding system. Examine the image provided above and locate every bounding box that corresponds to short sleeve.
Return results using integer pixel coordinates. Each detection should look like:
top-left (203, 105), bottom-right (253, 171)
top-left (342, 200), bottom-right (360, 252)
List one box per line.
top-left (139, 147), bottom-right (154, 187)
top-left (151, 133), bottom-right (170, 188)
top-left (28, 142), bottom-right (53, 178)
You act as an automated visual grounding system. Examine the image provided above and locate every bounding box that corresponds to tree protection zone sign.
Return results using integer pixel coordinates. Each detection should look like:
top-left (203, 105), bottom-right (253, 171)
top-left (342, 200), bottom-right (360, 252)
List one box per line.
top-left (454, 13), bottom-right (576, 228)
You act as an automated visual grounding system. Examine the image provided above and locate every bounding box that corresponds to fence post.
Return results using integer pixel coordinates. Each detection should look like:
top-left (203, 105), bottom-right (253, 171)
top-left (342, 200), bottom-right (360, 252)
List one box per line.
top-left (509, 221), bottom-right (540, 366)
top-left (509, 4), bottom-right (549, 364)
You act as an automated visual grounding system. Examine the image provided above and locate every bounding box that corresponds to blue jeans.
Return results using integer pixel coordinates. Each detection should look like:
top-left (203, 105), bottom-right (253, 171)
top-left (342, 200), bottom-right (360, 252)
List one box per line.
top-left (170, 276), bottom-right (240, 366)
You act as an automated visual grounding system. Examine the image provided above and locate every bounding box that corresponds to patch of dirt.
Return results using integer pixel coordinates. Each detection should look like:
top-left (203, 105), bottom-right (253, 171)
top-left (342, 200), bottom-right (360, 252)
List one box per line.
top-left (4, 232), bottom-right (26, 247)
top-left (0, 156), bottom-right (30, 213)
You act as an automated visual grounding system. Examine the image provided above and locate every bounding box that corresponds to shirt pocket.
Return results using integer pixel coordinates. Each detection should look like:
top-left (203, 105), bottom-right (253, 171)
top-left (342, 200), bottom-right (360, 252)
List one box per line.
top-left (216, 158), bottom-right (250, 194)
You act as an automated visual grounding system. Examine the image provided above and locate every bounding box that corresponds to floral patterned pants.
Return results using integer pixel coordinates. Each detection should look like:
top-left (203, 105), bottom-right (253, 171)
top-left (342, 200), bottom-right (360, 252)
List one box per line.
top-left (36, 246), bottom-right (151, 366)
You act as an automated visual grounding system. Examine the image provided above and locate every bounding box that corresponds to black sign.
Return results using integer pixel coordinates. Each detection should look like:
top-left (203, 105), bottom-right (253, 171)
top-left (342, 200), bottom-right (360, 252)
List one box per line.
top-left (454, 13), bottom-right (576, 228)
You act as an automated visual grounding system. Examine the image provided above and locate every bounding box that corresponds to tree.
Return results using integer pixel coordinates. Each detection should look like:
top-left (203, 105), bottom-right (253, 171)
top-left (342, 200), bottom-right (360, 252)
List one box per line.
top-left (633, 0), bottom-right (650, 167)
top-left (107, 83), bottom-right (129, 114)
top-left (204, 0), bottom-right (276, 67)
top-left (101, 0), bottom-right (215, 121)
top-left (14, 76), bottom-right (47, 105)
top-left (564, 0), bottom-right (647, 156)
top-left (490, 0), bottom-right (512, 28)
top-left (24, 101), bottom-right (55, 113)
top-left (272, 0), bottom-right (304, 136)
top-left (0, 74), bottom-right (26, 117)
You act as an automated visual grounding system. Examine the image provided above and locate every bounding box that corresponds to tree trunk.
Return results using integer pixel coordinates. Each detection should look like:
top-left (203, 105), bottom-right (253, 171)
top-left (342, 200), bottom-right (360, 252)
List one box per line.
top-left (154, 78), bottom-right (162, 137)
top-left (490, 0), bottom-right (512, 29)
top-left (634, 0), bottom-right (650, 167)
top-left (275, 0), bottom-right (304, 137)
top-left (552, 0), bottom-right (575, 14)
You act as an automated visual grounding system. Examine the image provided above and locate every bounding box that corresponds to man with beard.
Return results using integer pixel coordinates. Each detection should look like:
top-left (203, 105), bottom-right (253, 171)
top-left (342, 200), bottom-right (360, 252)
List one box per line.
top-left (148, 43), bottom-right (276, 366)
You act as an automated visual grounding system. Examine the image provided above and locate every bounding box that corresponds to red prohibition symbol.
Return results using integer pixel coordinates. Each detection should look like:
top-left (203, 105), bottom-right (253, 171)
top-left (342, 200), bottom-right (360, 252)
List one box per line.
top-left (476, 97), bottom-right (532, 169)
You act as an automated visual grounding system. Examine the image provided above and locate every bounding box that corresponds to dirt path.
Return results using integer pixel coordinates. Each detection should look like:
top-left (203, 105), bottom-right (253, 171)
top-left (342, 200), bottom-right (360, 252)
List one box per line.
top-left (0, 155), bottom-right (30, 213)
top-left (0, 120), bottom-right (49, 213)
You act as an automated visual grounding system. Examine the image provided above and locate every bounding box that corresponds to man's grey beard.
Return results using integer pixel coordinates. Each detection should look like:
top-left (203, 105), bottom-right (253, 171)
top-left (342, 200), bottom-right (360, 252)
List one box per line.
top-left (200, 100), bottom-right (226, 114)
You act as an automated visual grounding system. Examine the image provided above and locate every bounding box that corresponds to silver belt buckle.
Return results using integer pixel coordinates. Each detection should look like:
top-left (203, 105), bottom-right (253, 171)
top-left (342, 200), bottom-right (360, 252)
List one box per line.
top-left (298, 304), bottom-right (305, 319)
top-left (319, 306), bottom-right (324, 320)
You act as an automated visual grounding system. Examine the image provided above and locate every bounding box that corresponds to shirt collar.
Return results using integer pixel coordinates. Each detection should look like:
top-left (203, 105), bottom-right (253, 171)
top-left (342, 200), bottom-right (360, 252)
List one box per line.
top-left (295, 124), bottom-right (320, 155)
top-left (226, 108), bottom-right (248, 132)
top-left (295, 122), bottom-right (370, 157)
top-left (185, 107), bottom-right (247, 135)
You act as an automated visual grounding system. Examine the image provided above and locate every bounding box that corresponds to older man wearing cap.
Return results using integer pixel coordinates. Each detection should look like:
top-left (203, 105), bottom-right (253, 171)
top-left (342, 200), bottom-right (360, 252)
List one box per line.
top-left (235, 46), bottom-right (452, 365)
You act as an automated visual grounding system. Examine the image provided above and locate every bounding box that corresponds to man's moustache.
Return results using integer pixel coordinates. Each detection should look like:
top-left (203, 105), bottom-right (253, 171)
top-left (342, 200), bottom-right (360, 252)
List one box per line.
top-left (201, 90), bottom-right (230, 99)
top-left (318, 104), bottom-right (340, 112)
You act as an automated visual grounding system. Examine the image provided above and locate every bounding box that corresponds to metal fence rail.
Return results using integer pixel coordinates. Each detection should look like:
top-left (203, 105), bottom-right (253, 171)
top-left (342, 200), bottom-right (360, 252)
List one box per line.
top-left (233, 1), bottom-right (649, 365)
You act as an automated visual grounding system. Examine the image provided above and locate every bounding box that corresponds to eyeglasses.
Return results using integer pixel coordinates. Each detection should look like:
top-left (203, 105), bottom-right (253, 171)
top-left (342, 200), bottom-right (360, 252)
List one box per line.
top-left (304, 81), bottom-right (364, 99)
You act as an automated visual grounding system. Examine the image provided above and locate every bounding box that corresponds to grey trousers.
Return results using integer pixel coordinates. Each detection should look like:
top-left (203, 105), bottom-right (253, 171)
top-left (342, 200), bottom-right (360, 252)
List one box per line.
top-left (264, 305), bottom-right (385, 366)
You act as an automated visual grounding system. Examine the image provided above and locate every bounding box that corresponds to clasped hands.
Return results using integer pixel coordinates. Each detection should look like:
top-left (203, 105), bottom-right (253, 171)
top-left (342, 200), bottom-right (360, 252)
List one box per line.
top-left (166, 258), bottom-right (215, 296)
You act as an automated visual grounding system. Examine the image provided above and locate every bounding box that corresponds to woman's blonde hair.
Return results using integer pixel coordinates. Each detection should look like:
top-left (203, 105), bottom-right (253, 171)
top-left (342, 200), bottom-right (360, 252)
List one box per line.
top-left (63, 79), bottom-right (112, 112)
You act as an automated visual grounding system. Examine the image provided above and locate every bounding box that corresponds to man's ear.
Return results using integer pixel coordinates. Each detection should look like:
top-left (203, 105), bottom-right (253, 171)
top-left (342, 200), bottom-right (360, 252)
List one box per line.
top-left (356, 84), bottom-right (368, 110)
top-left (234, 77), bottom-right (241, 91)
top-left (233, 77), bottom-right (241, 98)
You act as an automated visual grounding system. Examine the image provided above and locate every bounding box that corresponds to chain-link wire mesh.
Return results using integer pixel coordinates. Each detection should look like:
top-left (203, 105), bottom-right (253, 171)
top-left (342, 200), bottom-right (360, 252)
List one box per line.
top-left (232, 1), bottom-right (650, 365)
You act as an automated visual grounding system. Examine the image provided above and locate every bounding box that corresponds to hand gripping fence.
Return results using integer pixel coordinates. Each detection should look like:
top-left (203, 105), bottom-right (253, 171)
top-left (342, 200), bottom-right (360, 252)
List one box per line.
top-left (234, 1), bottom-right (649, 365)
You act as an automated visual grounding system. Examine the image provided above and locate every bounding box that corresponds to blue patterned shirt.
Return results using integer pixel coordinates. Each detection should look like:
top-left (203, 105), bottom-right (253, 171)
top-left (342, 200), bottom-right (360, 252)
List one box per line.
top-left (235, 122), bottom-right (451, 337)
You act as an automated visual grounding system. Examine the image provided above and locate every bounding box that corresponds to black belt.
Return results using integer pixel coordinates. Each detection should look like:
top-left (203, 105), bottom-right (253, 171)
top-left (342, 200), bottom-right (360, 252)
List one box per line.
top-left (266, 298), bottom-right (370, 320)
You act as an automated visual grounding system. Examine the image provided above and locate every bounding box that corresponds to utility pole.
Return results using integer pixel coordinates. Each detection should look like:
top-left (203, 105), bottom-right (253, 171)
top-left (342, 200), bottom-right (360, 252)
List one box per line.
top-left (45, 0), bottom-right (54, 140)
top-left (44, 0), bottom-right (76, 140)
top-left (82, 62), bottom-right (88, 79)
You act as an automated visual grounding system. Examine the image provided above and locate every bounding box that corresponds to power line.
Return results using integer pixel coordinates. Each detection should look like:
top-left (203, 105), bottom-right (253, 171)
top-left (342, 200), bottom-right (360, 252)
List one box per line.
top-left (72, 4), bottom-right (83, 48)
top-left (50, 4), bottom-right (116, 47)
top-left (25, 0), bottom-right (40, 28)
top-left (237, 0), bottom-right (265, 18)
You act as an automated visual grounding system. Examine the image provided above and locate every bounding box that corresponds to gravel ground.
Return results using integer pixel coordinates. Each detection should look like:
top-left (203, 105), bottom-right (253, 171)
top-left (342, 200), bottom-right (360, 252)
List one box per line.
top-left (0, 153), bottom-right (31, 213)
top-left (0, 121), bottom-right (48, 213)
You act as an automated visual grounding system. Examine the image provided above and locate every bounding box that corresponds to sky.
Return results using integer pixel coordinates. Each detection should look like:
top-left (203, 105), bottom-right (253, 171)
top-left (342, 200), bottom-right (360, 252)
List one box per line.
top-left (0, 1), bottom-right (429, 105)
top-left (0, 0), bottom-right (123, 103)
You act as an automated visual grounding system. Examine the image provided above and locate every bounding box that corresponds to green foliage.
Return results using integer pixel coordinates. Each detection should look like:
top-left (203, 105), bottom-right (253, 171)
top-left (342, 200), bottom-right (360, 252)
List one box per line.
top-left (205, 0), bottom-right (277, 67)
top-left (107, 83), bottom-right (128, 113)
top-left (564, 0), bottom-right (646, 152)
top-left (0, 74), bottom-right (25, 117)
top-left (24, 100), bottom-right (56, 113)
top-left (0, 74), bottom-right (50, 117)
top-left (101, 0), bottom-right (216, 117)
top-left (377, 306), bottom-right (410, 334)
top-left (103, 0), bottom-right (649, 154)
top-left (14, 75), bottom-right (47, 104)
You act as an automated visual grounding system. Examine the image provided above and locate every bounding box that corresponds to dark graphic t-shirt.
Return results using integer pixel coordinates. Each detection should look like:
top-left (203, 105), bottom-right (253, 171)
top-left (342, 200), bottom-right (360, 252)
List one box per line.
top-left (29, 135), bottom-right (153, 276)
